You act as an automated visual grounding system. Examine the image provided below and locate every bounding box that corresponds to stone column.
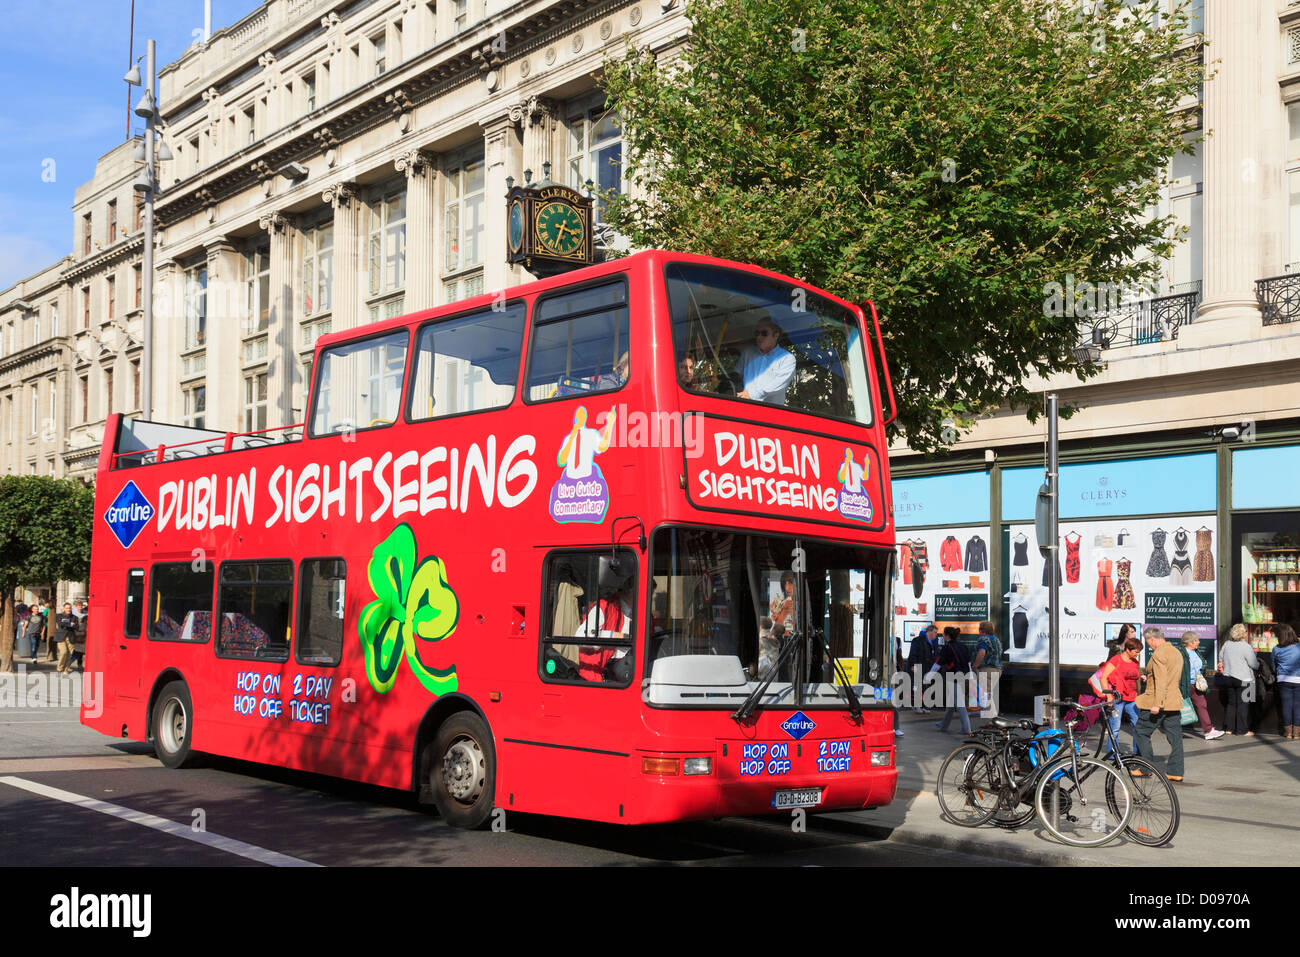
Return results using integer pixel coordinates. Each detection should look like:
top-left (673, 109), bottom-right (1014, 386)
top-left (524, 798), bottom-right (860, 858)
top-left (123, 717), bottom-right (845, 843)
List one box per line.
top-left (324, 182), bottom-right (361, 331)
top-left (260, 211), bottom-right (296, 429)
top-left (480, 113), bottom-right (525, 293)
top-left (151, 258), bottom-right (178, 424)
top-left (1197, 0), bottom-right (1264, 325)
top-left (396, 148), bottom-right (435, 311)
top-left (513, 96), bottom-right (558, 184)
top-left (204, 238), bottom-right (243, 432)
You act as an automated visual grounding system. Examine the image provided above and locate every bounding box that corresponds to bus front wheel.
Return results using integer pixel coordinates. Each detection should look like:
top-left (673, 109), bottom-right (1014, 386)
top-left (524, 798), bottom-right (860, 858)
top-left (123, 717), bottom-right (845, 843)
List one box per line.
top-left (430, 712), bottom-right (496, 829)
top-left (152, 681), bottom-right (196, 769)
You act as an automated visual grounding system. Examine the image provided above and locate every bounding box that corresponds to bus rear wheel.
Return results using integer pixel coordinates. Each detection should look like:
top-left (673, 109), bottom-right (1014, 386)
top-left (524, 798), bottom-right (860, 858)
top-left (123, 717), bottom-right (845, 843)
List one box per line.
top-left (430, 712), bottom-right (496, 829)
top-left (153, 681), bottom-right (196, 769)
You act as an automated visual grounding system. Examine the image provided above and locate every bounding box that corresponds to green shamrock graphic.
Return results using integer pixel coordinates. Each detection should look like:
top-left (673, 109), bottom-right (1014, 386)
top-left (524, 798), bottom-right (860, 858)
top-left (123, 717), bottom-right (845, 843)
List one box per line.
top-left (358, 524), bottom-right (460, 696)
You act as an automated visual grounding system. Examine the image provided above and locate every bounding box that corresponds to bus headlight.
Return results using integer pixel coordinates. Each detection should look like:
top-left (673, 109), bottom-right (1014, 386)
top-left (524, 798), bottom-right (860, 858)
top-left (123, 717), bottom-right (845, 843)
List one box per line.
top-left (683, 757), bottom-right (712, 775)
top-left (870, 750), bottom-right (891, 767)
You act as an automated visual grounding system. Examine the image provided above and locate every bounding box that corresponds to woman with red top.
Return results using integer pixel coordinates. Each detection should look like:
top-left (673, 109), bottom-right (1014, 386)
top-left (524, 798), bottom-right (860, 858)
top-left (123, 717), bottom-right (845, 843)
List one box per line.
top-left (1098, 629), bottom-right (1142, 757)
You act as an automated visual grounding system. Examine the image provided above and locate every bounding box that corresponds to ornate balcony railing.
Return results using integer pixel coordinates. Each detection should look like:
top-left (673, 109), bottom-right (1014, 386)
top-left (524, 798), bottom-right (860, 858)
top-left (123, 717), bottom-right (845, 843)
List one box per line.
top-left (1077, 281), bottom-right (1202, 350)
top-left (1256, 271), bottom-right (1300, 326)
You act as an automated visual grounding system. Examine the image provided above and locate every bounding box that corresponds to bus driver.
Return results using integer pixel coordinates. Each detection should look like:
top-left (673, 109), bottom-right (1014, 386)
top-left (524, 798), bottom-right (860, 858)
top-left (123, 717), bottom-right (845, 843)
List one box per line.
top-left (736, 316), bottom-right (796, 405)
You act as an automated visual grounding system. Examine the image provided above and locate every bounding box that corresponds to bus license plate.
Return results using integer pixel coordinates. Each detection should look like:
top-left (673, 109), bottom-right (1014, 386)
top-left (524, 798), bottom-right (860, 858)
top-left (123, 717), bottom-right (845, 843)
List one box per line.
top-left (772, 788), bottom-right (822, 810)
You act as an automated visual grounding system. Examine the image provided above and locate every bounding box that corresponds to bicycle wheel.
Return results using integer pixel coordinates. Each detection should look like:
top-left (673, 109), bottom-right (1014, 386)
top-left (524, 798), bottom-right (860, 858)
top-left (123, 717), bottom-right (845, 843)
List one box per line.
top-left (1034, 756), bottom-right (1131, 847)
top-left (990, 737), bottom-right (1035, 828)
top-left (937, 742), bottom-right (1002, 827)
top-left (1106, 755), bottom-right (1180, 847)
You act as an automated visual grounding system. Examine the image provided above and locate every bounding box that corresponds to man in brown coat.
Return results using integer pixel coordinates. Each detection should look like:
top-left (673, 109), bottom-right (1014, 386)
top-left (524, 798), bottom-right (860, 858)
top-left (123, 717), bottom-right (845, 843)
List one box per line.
top-left (1134, 627), bottom-right (1185, 781)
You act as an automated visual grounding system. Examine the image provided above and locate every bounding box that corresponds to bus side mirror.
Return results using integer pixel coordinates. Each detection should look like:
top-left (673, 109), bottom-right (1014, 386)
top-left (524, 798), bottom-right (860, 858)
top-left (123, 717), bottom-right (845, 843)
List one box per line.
top-left (861, 301), bottom-right (897, 429)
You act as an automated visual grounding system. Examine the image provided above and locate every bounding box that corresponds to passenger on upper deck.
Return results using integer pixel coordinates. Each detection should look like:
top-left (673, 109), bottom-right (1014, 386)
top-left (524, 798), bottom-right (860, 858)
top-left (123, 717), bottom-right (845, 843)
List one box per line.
top-left (736, 316), bottom-right (796, 405)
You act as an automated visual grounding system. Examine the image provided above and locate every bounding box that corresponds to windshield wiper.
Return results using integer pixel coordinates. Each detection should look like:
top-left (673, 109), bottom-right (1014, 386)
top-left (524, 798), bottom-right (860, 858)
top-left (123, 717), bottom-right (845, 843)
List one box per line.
top-left (812, 625), bottom-right (862, 719)
top-left (731, 632), bottom-right (802, 722)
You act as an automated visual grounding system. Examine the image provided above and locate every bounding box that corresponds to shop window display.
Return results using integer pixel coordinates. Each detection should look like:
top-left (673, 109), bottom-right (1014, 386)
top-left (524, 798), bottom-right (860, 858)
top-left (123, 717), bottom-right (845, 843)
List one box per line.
top-left (1004, 516), bottom-right (1216, 666)
top-left (1241, 533), bottom-right (1300, 652)
top-left (894, 525), bottom-right (990, 656)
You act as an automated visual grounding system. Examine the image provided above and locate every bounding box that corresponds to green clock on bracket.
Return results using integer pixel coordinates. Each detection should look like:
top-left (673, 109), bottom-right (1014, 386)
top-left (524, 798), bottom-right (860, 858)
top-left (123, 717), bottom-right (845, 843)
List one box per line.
top-left (535, 201), bottom-right (586, 257)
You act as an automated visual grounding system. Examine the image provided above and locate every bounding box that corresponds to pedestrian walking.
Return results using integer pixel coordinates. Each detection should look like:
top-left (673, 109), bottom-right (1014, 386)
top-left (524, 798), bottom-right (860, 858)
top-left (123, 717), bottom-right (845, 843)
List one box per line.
top-left (28, 601), bottom-right (49, 661)
top-left (1271, 623), bottom-right (1300, 739)
top-left (931, 627), bottom-right (973, 735)
top-left (1098, 633), bottom-right (1143, 757)
top-left (973, 620), bottom-right (1002, 718)
top-left (53, 603), bottom-right (78, 674)
top-left (1134, 626), bottom-right (1186, 782)
top-left (907, 623), bottom-right (939, 713)
top-left (1180, 632), bottom-right (1223, 739)
top-left (1219, 623), bottom-right (1260, 736)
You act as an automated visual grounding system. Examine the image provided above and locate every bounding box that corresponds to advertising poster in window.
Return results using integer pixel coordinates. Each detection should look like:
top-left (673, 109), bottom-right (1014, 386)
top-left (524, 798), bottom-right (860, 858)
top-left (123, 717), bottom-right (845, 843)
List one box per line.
top-left (1005, 517), bottom-right (1217, 666)
top-left (894, 525), bottom-right (991, 656)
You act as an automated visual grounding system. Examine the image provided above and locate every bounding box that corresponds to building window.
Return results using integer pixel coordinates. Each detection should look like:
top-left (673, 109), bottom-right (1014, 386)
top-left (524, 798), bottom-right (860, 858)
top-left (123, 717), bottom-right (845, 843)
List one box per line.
top-left (131, 359), bottom-right (140, 410)
top-left (33, 314), bottom-right (40, 344)
top-left (184, 264), bottom-right (207, 350)
top-left (372, 32), bottom-right (387, 75)
top-left (83, 213), bottom-right (92, 255)
top-left (80, 376), bottom-right (88, 423)
top-left (183, 384), bottom-right (206, 429)
top-left (243, 372), bottom-right (268, 432)
top-left (82, 287), bottom-right (90, 329)
top-left (107, 275), bottom-right (116, 319)
top-left (108, 200), bottom-right (117, 243)
top-left (367, 185), bottom-right (406, 299)
top-left (134, 264), bottom-right (142, 309)
top-left (246, 243), bottom-right (271, 333)
top-left (302, 221), bottom-right (333, 316)
top-left (47, 378), bottom-right (55, 424)
top-left (442, 274), bottom-right (484, 304)
top-left (104, 367), bottom-right (114, 417)
top-left (304, 71), bottom-right (317, 111)
top-left (244, 105), bottom-right (256, 145)
top-left (452, 0), bottom-right (470, 33)
top-left (444, 154), bottom-right (484, 276)
top-left (50, 303), bottom-right (59, 337)
top-left (134, 192), bottom-right (144, 230)
top-left (30, 386), bottom-right (38, 434)
top-left (567, 99), bottom-right (623, 222)
top-left (1166, 131), bottom-right (1202, 290)
top-left (188, 137), bottom-right (200, 177)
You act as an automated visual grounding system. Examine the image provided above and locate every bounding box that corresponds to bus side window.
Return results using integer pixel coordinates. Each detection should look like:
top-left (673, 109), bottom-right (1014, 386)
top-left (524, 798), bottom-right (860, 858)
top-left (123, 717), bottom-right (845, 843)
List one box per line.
top-left (297, 558), bottom-right (346, 667)
top-left (540, 549), bottom-right (638, 686)
top-left (309, 330), bottom-right (409, 437)
top-left (124, 568), bottom-right (145, 638)
top-left (149, 562), bottom-right (215, 643)
top-left (216, 561), bottom-right (293, 661)
top-left (526, 279), bottom-right (630, 401)
top-left (408, 304), bottom-right (525, 421)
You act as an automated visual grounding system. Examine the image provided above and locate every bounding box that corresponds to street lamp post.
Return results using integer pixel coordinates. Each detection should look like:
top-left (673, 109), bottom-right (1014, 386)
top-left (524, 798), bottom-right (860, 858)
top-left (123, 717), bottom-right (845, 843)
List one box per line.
top-left (127, 39), bottom-right (158, 422)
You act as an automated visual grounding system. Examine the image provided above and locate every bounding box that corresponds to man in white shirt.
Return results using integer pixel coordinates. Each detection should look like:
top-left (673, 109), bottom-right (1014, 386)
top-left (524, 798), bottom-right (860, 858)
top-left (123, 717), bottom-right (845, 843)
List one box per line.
top-left (737, 317), bottom-right (796, 405)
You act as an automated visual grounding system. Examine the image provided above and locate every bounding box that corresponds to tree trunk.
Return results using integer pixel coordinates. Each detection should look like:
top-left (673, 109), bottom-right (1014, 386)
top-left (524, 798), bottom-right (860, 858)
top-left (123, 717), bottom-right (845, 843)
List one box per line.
top-left (0, 588), bottom-right (15, 674)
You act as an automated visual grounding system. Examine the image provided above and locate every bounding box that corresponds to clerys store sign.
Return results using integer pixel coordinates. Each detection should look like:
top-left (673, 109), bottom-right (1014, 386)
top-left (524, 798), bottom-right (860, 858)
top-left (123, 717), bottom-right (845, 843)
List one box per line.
top-left (1002, 453), bottom-right (1216, 521)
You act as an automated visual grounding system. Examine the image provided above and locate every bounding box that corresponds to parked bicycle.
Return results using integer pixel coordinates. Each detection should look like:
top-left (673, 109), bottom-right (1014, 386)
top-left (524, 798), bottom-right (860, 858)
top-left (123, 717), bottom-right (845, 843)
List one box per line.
top-left (938, 697), bottom-right (1176, 847)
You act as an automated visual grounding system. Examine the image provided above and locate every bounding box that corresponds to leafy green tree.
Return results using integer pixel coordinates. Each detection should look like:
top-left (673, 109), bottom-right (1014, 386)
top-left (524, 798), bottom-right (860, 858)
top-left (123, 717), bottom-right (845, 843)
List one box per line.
top-left (0, 476), bottom-right (95, 672)
top-left (602, 0), bottom-right (1205, 450)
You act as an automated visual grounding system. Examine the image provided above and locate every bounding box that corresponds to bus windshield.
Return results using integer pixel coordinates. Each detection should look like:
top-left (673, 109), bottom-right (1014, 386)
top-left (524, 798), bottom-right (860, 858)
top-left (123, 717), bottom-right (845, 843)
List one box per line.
top-left (645, 528), bottom-right (891, 709)
top-left (665, 263), bottom-right (873, 426)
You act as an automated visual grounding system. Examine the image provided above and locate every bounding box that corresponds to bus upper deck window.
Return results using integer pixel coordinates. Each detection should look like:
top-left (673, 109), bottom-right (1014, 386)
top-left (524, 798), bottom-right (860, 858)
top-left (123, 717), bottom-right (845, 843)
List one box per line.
top-left (527, 279), bottom-right (630, 402)
top-left (408, 303), bottom-right (525, 420)
top-left (664, 263), bottom-right (873, 427)
top-left (310, 331), bottom-right (408, 437)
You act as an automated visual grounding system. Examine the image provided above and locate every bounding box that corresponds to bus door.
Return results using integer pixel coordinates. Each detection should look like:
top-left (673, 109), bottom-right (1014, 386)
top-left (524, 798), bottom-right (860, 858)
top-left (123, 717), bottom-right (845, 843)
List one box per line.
top-left (529, 547), bottom-right (641, 819)
top-left (109, 567), bottom-right (147, 702)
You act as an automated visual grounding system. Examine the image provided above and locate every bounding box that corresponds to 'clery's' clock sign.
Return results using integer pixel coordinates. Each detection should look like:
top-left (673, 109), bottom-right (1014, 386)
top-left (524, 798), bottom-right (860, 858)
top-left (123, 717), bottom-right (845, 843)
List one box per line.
top-left (505, 163), bottom-right (595, 277)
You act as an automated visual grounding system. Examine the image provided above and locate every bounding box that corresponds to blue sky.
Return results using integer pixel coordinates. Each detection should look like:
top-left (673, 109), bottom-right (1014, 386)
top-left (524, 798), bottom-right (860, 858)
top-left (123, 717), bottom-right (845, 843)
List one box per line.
top-left (0, 0), bottom-right (263, 290)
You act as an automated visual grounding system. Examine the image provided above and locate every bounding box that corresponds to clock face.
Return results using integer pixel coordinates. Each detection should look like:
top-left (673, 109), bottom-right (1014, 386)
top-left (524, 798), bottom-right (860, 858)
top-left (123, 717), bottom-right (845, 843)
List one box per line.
top-left (508, 200), bottom-right (524, 254)
top-left (535, 201), bottom-right (585, 257)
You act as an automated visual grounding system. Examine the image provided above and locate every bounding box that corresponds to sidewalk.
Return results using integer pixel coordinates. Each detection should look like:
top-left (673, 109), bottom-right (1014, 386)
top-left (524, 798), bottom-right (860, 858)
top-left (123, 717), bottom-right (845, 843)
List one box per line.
top-left (831, 709), bottom-right (1300, 866)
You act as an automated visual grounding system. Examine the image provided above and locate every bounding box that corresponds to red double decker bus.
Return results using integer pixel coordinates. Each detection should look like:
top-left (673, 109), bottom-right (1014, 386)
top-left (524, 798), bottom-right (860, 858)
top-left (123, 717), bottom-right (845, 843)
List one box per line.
top-left (83, 250), bottom-right (899, 827)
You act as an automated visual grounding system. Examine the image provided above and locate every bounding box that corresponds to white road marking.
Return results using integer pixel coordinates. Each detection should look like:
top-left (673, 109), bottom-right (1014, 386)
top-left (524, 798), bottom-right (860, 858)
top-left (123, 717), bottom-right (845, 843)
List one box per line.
top-left (0, 776), bottom-right (320, 867)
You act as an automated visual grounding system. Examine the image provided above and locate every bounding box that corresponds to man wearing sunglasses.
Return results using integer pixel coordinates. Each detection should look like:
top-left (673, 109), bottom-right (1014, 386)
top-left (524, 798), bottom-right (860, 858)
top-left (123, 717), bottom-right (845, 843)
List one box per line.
top-left (736, 316), bottom-right (796, 405)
